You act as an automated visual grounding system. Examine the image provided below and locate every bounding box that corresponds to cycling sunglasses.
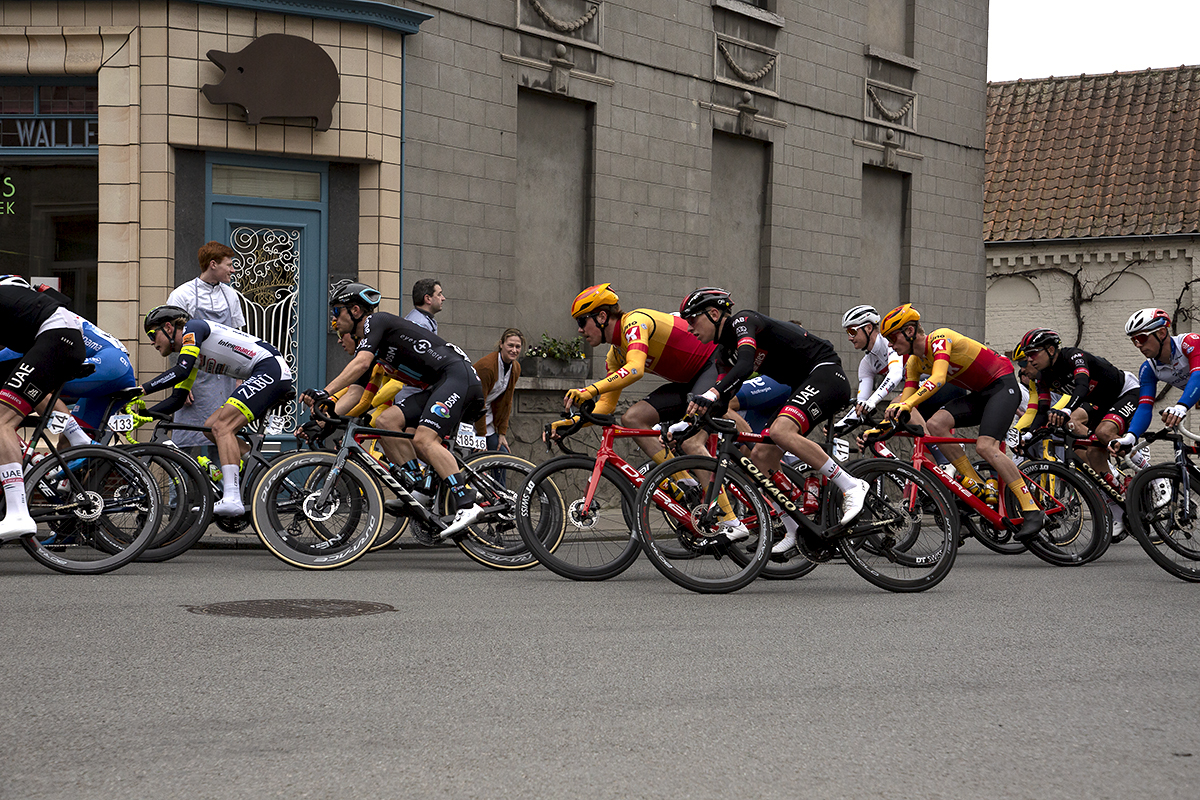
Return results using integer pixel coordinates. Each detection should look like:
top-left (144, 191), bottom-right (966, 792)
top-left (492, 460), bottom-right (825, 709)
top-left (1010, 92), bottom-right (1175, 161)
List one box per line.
top-left (1131, 332), bottom-right (1158, 346)
top-left (574, 313), bottom-right (597, 329)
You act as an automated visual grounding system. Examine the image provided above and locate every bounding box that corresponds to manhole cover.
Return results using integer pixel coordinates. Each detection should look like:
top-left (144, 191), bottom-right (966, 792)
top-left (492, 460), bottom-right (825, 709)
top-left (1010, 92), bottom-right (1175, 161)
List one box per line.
top-left (185, 599), bottom-right (398, 619)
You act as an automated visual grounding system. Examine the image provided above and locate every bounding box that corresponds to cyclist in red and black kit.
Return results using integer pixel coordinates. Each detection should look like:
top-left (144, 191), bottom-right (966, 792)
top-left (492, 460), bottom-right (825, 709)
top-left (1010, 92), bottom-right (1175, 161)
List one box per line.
top-left (680, 287), bottom-right (868, 556)
top-left (1012, 328), bottom-right (1142, 534)
top-left (0, 275), bottom-right (86, 541)
top-left (304, 282), bottom-right (486, 539)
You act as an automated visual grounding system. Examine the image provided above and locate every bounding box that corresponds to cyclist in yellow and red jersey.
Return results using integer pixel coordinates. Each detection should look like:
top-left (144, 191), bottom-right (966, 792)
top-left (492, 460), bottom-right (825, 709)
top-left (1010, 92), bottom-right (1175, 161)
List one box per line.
top-left (556, 284), bottom-right (719, 460)
top-left (880, 303), bottom-right (1045, 540)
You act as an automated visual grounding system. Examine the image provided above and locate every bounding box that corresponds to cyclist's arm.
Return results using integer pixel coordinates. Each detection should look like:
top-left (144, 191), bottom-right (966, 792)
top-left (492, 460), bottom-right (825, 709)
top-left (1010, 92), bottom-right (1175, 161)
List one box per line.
top-left (712, 342), bottom-right (757, 398)
top-left (1061, 350), bottom-right (1092, 412)
top-left (1176, 334), bottom-right (1200, 409)
top-left (1128, 362), bottom-right (1158, 438)
top-left (141, 337), bottom-right (202, 415)
top-left (855, 355), bottom-right (876, 405)
top-left (324, 350), bottom-right (374, 396)
top-left (896, 358), bottom-right (948, 413)
top-left (578, 347), bottom-right (647, 405)
top-left (863, 349), bottom-right (903, 410)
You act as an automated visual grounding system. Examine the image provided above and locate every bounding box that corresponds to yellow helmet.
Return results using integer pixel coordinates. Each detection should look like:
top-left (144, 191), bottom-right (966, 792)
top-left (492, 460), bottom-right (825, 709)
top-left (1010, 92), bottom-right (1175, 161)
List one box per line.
top-left (571, 283), bottom-right (619, 318)
top-left (880, 303), bottom-right (920, 338)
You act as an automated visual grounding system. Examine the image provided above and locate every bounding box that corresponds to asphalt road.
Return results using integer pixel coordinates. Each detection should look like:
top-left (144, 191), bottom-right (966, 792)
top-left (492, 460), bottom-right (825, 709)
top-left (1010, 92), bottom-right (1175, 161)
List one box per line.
top-left (1, 537), bottom-right (1196, 800)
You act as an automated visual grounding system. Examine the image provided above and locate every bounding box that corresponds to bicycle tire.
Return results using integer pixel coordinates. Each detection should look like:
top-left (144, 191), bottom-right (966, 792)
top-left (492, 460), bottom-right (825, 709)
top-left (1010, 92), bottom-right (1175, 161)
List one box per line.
top-left (19, 446), bottom-right (160, 574)
top-left (123, 444), bottom-right (215, 562)
top-left (1018, 460), bottom-right (1110, 566)
top-left (516, 454), bottom-right (640, 581)
top-left (441, 452), bottom-right (553, 570)
top-left (633, 455), bottom-right (773, 594)
top-left (841, 459), bottom-right (958, 592)
top-left (250, 450), bottom-right (383, 570)
top-left (1125, 463), bottom-right (1200, 582)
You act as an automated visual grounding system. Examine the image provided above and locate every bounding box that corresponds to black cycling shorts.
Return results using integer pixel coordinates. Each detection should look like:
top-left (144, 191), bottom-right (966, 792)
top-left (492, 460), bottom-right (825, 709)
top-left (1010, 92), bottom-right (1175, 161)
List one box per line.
top-left (642, 356), bottom-right (720, 422)
top-left (774, 362), bottom-right (851, 435)
top-left (226, 357), bottom-right (294, 422)
top-left (0, 328), bottom-right (85, 416)
top-left (1087, 387), bottom-right (1139, 434)
top-left (396, 361), bottom-right (485, 439)
top-left (941, 373), bottom-right (1021, 441)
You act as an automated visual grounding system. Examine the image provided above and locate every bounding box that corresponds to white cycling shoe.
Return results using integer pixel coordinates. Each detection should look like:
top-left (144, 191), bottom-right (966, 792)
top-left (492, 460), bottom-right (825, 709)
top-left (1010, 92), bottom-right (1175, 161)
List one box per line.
top-left (439, 504), bottom-right (484, 539)
top-left (716, 519), bottom-right (750, 542)
top-left (839, 479), bottom-right (870, 526)
top-left (0, 513), bottom-right (36, 542)
top-left (214, 497), bottom-right (246, 517)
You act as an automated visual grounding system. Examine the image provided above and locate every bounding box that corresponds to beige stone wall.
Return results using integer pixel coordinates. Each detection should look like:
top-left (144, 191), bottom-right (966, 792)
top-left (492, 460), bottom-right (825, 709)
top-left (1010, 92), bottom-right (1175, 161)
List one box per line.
top-left (0, 0), bottom-right (408, 377)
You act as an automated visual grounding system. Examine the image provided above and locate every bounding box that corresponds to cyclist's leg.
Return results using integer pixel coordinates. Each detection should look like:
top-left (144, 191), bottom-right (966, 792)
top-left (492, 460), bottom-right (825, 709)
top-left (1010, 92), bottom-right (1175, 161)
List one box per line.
top-left (208, 358), bottom-right (292, 515)
top-left (764, 363), bottom-right (860, 526)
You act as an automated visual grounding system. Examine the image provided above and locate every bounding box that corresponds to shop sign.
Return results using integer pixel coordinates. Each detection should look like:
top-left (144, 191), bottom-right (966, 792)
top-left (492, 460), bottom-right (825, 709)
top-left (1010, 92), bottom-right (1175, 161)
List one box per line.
top-left (0, 117), bottom-right (98, 149)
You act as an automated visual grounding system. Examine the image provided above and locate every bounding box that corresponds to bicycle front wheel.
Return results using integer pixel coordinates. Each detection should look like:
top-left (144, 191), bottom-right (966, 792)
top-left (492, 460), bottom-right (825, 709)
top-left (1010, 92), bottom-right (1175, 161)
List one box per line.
top-left (123, 444), bottom-right (214, 562)
top-left (1018, 460), bottom-right (1110, 566)
top-left (19, 446), bottom-right (160, 574)
top-left (1126, 464), bottom-right (1200, 582)
top-left (842, 460), bottom-right (958, 592)
top-left (516, 455), bottom-right (640, 581)
top-left (442, 452), bottom-right (554, 570)
top-left (633, 455), bottom-right (772, 594)
top-left (250, 450), bottom-right (383, 570)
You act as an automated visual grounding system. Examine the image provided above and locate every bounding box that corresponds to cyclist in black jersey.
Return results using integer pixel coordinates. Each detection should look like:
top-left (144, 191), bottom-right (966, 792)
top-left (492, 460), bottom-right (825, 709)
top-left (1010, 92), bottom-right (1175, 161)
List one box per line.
top-left (0, 276), bottom-right (86, 541)
top-left (680, 288), bottom-right (867, 554)
top-left (1012, 328), bottom-right (1142, 534)
top-left (303, 282), bottom-right (487, 538)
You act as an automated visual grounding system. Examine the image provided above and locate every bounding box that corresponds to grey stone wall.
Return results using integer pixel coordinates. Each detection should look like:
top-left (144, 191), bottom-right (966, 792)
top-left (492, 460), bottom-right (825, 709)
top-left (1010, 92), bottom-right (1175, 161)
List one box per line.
top-left (397, 0), bottom-right (989, 458)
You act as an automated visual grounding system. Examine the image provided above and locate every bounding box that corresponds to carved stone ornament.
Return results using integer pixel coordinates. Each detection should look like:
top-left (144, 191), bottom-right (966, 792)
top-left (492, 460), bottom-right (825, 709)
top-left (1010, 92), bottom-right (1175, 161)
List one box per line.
top-left (202, 34), bottom-right (340, 131)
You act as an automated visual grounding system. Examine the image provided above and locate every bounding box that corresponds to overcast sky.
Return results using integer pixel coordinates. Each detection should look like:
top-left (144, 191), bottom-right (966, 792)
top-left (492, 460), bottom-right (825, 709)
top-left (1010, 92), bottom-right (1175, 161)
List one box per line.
top-left (987, 0), bottom-right (1200, 82)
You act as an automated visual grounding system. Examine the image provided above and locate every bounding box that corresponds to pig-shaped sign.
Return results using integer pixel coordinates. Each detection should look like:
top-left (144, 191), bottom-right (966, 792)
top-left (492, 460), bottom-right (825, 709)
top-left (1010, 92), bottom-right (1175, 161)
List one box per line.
top-left (202, 34), bottom-right (340, 131)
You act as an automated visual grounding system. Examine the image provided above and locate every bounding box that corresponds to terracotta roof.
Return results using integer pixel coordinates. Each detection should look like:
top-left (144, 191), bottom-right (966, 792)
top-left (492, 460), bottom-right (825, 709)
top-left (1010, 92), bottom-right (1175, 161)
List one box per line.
top-left (985, 65), bottom-right (1200, 242)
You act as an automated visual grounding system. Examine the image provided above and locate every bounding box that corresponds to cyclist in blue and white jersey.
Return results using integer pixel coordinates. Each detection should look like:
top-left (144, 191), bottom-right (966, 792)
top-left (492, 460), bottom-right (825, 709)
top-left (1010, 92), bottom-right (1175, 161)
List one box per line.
top-left (140, 305), bottom-right (293, 516)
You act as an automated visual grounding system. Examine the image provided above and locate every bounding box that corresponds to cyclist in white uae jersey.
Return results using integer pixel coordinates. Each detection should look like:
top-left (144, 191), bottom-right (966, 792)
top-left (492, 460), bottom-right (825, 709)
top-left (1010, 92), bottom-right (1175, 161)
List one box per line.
top-left (140, 305), bottom-right (293, 516)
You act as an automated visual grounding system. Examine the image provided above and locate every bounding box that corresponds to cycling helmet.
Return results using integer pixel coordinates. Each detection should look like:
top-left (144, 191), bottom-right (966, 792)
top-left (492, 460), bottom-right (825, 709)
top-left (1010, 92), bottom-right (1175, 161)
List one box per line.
top-left (329, 280), bottom-right (382, 310)
top-left (1012, 328), bottom-right (1061, 360)
top-left (1125, 307), bottom-right (1171, 337)
top-left (679, 287), bottom-right (733, 319)
top-left (880, 304), bottom-right (920, 338)
top-left (0, 274), bottom-right (31, 289)
top-left (143, 305), bottom-right (191, 335)
top-left (841, 304), bottom-right (880, 329)
top-left (570, 283), bottom-right (620, 318)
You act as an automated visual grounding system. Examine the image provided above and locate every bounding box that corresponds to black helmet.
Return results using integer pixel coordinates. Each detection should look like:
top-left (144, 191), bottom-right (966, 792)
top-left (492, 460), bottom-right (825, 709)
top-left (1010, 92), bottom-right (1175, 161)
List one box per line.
top-left (1012, 328), bottom-right (1060, 361)
top-left (679, 287), bottom-right (733, 319)
top-left (329, 279), bottom-right (382, 310)
top-left (143, 305), bottom-right (190, 335)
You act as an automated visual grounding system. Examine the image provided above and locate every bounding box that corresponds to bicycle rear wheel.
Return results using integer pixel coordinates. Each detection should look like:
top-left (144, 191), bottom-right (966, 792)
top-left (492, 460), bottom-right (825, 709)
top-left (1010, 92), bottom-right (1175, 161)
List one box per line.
top-left (441, 452), bottom-right (554, 570)
top-left (1018, 460), bottom-right (1110, 566)
top-left (19, 446), bottom-right (160, 574)
top-left (250, 450), bottom-right (383, 570)
top-left (123, 444), bottom-right (214, 562)
top-left (633, 455), bottom-right (772, 594)
top-left (516, 455), bottom-right (640, 581)
top-left (841, 460), bottom-right (957, 592)
top-left (1126, 464), bottom-right (1200, 582)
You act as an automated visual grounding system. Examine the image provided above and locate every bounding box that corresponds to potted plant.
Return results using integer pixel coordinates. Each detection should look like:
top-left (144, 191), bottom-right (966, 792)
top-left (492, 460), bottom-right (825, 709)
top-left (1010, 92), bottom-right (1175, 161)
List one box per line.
top-left (520, 333), bottom-right (588, 378)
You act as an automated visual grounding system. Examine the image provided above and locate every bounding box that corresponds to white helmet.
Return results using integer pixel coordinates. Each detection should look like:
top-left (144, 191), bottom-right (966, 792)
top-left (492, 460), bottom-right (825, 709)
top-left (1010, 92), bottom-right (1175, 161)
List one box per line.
top-left (1125, 308), bottom-right (1171, 337)
top-left (0, 274), bottom-right (31, 289)
top-left (841, 304), bottom-right (881, 329)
